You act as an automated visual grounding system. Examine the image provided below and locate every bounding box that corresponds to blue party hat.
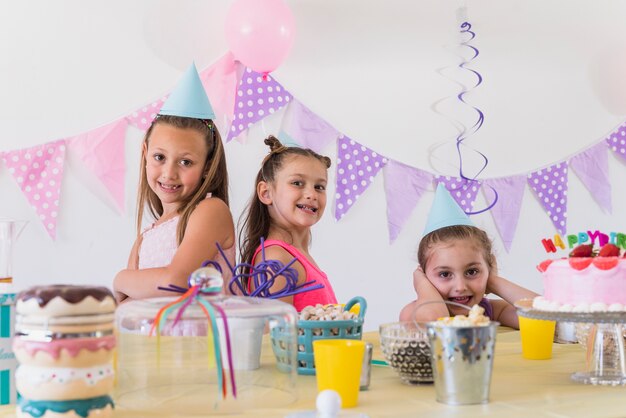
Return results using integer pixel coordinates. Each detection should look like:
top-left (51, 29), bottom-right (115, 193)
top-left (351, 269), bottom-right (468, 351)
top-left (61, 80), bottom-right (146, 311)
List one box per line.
top-left (422, 183), bottom-right (474, 236)
top-left (159, 63), bottom-right (215, 119)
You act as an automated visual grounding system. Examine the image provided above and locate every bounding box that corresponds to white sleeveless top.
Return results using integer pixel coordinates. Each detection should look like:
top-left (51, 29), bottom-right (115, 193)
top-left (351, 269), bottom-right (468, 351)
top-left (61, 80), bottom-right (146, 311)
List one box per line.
top-left (138, 214), bottom-right (235, 283)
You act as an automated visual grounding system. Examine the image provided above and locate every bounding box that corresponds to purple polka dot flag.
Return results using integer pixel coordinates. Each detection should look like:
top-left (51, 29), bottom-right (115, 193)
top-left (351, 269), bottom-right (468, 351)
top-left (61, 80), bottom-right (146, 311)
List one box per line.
top-left (606, 122), bottom-right (626, 163)
top-left (435, 176), bottom-right (482, 214)
top-left (527, 162), bottom-right (569, 235)
top-left (334, 135), bottom-right (388, 221)
top-left (126, 97), bottom-right (167, 131)
top-left (1, 140), bottom-right (67, 240)
top-left (227, 68), bottom-right (293, 142)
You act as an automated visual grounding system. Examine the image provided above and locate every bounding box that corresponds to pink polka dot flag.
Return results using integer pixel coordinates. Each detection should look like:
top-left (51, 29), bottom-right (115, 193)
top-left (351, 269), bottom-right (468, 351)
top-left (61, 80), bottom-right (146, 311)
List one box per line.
top-left (527, 162), bottom-right (568, 235)
top-left (126, 97), bottom-right (167, 131)
top-left (1, 140), bottom-right (66, 240)
top-left (227, 68), bottom-right (292, 142)
top-left (606, 122), bottom-right (626, 163)
top-left (435, 176), bottom-right (482, 214)
top-left (334, 135), bottom-right (388, 221)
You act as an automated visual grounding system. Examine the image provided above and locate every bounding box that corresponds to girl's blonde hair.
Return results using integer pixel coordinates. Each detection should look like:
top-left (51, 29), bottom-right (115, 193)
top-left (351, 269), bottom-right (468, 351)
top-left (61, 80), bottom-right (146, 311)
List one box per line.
top-left (136, 115), bottom-right (229, 244)
top-left (238, 135), bottom-right (331, 266)
top-left (417, 225), bottom-right (495, 271)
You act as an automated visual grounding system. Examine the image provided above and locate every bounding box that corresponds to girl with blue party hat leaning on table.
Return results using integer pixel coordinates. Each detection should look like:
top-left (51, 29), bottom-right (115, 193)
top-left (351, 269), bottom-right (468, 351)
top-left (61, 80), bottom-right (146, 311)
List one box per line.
top-left (399, 184), bottom-right (537, 328)
top-left (113, 63), bottom-right (235, 303)
top-left (237, 136), bottom-right (338, 311)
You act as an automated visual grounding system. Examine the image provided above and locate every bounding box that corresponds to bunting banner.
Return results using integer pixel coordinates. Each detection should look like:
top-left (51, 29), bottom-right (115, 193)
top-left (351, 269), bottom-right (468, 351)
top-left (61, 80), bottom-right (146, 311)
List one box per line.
top-left (482, 176), bottom-right (526, 252)
top-left (527, 163), bottom-right (569, 236)
top-left (281, 100), bottom-right (339, 153)
top-left (334, 135), bottom-right (388, 221)
top-left (569, 142), bottom-right (611, 213)
top-left (383, 160), bottom-right (433, 243)
top-left (66, 119), bottom-right (129, 214)
top-left (606, 122), bottom-right (626, 163)
top-left (1, 140), bottom-right (67, 240)
top-left (227, 68), bottom-right (292, 142)
top-left (435, 176), bottom-right (482, 213)
top-left (1, 52), bottom-right (626, 249)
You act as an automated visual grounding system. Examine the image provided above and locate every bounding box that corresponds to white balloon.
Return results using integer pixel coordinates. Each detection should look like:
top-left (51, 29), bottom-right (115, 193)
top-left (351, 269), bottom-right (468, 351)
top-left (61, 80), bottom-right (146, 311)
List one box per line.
top-left (142, 0), bottom-right (229, 70)
top-left (588, 41), bottom-right (626, 115)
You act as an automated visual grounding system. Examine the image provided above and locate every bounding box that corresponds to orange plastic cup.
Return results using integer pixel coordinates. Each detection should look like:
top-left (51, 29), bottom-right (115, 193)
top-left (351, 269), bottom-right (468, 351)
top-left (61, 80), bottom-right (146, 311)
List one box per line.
top-left (313, 339), bottom-right (365, 407)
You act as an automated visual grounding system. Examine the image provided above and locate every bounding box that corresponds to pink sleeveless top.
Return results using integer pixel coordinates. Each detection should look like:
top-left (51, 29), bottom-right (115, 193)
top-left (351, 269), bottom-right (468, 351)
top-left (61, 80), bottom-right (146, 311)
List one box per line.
top-left (138, 216), bottom-right (235, 284)
top-left (251, 239), bottom-right (337, 312)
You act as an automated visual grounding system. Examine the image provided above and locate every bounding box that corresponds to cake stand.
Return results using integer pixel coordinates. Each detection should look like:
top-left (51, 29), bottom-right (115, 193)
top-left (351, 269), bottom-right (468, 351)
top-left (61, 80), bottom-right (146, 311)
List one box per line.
top-left (516, 299), bottom-right (626, 386)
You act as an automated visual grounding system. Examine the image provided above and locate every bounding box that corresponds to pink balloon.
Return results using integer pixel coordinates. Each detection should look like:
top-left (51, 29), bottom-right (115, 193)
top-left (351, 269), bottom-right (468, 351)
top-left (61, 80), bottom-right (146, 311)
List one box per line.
top-left (225, 0), bottom-right (296, 75)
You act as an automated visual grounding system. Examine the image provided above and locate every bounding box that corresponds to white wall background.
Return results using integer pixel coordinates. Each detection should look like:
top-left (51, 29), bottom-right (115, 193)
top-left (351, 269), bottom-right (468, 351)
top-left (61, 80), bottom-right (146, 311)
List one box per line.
top-left (1, 0), bottom-right (625, 331)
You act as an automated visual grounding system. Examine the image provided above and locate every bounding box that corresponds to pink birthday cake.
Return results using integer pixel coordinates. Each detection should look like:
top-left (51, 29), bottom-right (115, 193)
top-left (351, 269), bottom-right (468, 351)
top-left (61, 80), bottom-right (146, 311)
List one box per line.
top-left (533, 243), bottom-right (626, 312)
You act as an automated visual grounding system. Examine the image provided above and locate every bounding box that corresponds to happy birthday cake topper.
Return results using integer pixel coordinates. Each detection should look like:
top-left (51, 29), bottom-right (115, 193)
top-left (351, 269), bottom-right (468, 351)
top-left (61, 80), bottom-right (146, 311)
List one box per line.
top-left (541, 230), bottom-right (626, 253)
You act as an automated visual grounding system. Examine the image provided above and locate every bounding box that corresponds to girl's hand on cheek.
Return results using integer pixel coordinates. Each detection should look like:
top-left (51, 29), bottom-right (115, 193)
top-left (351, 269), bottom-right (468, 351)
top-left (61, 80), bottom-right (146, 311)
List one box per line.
top-left (413, 266), bottom-right (428, 292)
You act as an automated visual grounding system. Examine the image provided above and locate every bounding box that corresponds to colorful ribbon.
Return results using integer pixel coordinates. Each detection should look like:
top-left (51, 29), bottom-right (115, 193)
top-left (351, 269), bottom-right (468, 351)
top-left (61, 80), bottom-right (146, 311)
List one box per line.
top-left (151, 267), bottom-right (237, 399)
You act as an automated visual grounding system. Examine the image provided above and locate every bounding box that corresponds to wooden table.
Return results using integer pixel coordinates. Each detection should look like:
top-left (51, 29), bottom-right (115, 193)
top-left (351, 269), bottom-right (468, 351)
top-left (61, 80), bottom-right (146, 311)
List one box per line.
top-left (3, 330), bottom-right (626, 417)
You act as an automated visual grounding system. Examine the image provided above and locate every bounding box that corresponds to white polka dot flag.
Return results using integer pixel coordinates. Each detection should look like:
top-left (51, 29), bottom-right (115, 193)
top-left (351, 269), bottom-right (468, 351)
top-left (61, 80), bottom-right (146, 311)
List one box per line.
top-left (334, 135), bottom-right (388, 221)
top-left (569, 141), bottom-right (611, 213)
top-left (606, 122), bottom-right (626, 163)
top-left (383, 160), bottom-right (433, 243)
top-left (227, 68), bottom-right (293, 142)
top-left (1, 140), bottom-right (66, 240)
top-left (126, 97), bottom-right (167, 131)
top-left (435, 176), bottom-right (482, 213)
top-left (527, 162), bottom-right (568, 235)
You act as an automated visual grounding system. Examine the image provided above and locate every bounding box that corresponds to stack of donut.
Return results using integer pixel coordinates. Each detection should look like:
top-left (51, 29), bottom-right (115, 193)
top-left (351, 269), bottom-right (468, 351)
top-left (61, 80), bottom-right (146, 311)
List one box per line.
top-left (13, 285), bottom-right (117, 418)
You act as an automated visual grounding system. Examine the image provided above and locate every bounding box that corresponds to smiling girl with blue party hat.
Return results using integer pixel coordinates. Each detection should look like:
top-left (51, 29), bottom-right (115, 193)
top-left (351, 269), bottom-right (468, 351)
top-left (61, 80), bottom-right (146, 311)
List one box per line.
top-left (114, 64), bottom-right (235, 303)
top-left (399, 184), bottom-right (537, 329)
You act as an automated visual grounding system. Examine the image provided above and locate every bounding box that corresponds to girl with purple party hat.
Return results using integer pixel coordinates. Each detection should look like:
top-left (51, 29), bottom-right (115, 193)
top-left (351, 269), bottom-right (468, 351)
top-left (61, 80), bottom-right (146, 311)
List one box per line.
top-left (238, 136), bottom-right (337, 311)
top-left (114, 63), bottom-right (235, 303)
top-left (399, 184), bottom-right (537, 329)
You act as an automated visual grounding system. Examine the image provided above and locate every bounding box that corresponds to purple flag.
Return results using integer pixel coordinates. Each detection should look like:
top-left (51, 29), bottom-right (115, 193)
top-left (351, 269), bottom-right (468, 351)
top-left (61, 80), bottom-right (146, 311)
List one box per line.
top-left (281, 100), bottom-right (339, 153)
top-left (383, 160), bottom-right (433, 243)
top-left (435, 176), bottom-right (482, 213)
top-left (227, 68), bottom-right (292, 142)
top-left (605, 122), bottom-right (626, 163)
top-left (483, 176), bottom-right (526, 252)
top-left (334, 135), bottom-right (388, 221)
top-left (527, 162), bottom-right (568, 235)
top-left (570, 142), bottom-right (611, 213)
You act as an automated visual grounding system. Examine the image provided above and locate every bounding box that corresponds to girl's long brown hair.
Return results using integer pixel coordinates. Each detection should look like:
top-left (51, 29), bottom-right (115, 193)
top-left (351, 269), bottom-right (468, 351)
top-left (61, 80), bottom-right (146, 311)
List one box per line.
top-left (238, 135), bottom-right (331, 266)
top-left (136, 115), bottom-right (229, 244)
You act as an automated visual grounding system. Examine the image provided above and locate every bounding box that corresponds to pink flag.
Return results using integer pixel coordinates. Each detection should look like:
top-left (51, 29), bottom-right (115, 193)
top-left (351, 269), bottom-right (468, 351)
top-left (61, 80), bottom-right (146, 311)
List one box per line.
top-left (606, 122), bottom-right (626, 163)
top-left (281, 100), bottom-right (339, 153)
top-left (383, 160), bottom-right (433, 243)
top-left (1, 140), bottom-right (66, 240)
top-left (126, 97), bottom-right (167, 131)
top-left (570, 142), bottom-right (611, 213)
top-left (227, 68), bottom-right (292, 142)
top-left (334, 135), bottom-right (388, 221)
top-left (200, 52), bottom-right (241, 134)
top-left (527, 162), bottom-right (568, 235)
top-left (435, 176), bottom-right (482, 213)
top-left (483, 176), bottom-right (526, 252)
top-left (66, 119), bottom-right (128, 214)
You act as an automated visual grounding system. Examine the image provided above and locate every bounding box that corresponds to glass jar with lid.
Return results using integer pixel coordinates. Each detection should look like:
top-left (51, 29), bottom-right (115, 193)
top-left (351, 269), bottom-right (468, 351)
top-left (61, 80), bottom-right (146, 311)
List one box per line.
top-left (114, 267), bottom-right (299, 416)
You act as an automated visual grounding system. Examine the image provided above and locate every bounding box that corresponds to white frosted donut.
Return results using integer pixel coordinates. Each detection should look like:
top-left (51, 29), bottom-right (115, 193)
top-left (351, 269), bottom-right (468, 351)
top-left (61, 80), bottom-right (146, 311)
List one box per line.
top-left (15, 364), bottom-right (114, 401)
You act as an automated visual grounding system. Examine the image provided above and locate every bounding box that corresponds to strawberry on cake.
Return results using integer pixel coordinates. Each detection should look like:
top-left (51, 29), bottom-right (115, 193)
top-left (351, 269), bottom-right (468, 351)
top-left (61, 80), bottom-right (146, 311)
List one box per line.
top-left (533, 243), bottom-right (626, 312)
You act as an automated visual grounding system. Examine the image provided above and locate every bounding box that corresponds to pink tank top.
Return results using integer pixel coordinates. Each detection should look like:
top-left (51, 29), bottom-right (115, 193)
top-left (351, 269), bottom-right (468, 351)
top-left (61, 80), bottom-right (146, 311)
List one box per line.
top-left (251, 239), bottom-right (337, 312)
top-left (138, 216), bottom-right (235, 284)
